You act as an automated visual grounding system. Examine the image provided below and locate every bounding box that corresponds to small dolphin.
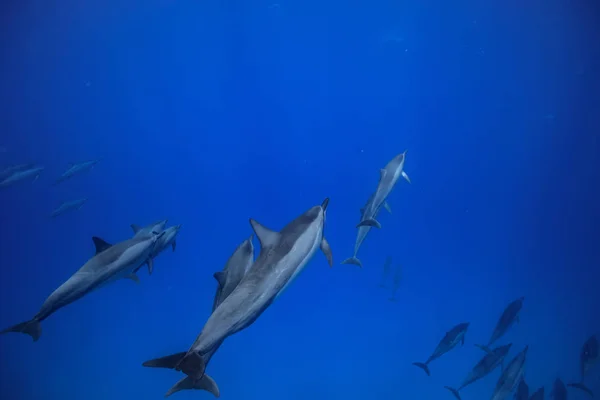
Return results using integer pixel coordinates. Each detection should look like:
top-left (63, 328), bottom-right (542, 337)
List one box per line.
top-left (444, 344), bottom-right (513, 400)
top-left (356, 150), bottom-right (410, 230)
top-left (0, 165), bottom-right (44, 188)
top-left (378, 256), bottom-right (392, 287)
top-left (567, 334), bottom-right (598, 397)
top-left (143, 198), bottom-right (334, 396)
top-left (134, 224), bottom-right (181, 275)
top-left (490, 346), bottom-right (528, 400)
top-left (515, 378), bottom-right (530, 400)
top-left (53, 159), bottom-right (100, 185)
top-left (552, 378), bottom-right (568, 400)
top-left (477, 297), bottom-right (524, 352)
top-left (0, 163), bottom-right (35, 181)
top-left (389, 264), bottom-right (402, 302)
top-left (529, 387), bottom-right (545, 400)
top-left (413, 322), bottom-right (470, 376)
top-left (131, 219), bottom-right (168, 237)
top-left (50, 198), bottom-right (87, 218)
top-left (0, 231), bottom-right (163, 341)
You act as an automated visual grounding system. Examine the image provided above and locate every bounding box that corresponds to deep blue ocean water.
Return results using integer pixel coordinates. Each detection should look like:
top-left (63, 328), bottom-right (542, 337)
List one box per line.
top-left (1, 1), bottom-right (599, 399)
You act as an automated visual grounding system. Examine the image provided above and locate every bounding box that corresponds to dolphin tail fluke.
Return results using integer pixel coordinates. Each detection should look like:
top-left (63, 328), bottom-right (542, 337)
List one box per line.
top-left (444, 386), bottom-right (462, 400)
top-left (356, 218), bottom-right (381, 229)
top-left (474, 344), bottom-right (492, 353)
top-left (143, 351), bottom-right (187, 369)
top-left (567, 383), bottom-right (594, 397)
top-left (0, 319), bottom-right (41, 341)
top-left (412, 362), bottom-right (430, 376)
top-left (341, 257), bottom-right (362, 268)
top-left (165, 374), bottom-right (220, 398)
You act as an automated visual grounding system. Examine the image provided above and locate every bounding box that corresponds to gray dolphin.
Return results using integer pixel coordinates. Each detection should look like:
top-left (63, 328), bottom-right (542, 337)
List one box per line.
top-left (0, 165), bottom-right (45, 188)
top-left (131, 219), bottom-right (168, 238)
top-left (0, 231), bottom-right (163, 341)
top-left (529, 387), bottom-right (545, 400)
top-left (133, 224), bottom-right (181, 275)
top-left (476, 297), bottom-right (525, 353)
top-left (53, 159), bottom-right (100, 185)
top-left (0, 163), bottom-right (35, 181)
top-left (356, 150), bottom-right (410, 230)
top-left (552, 378), bottom-right (568, 400)
top-left (444, 343), bottom-right (513, 400)
top-left (413, 322), bottom-right (470, 376)
top-left (142, 198), bottom-right (334, 396)
top-left (159, 236), bottom-right (255, 398)
top-left (490, 346), bottom-right (528, 400)
top-left (567, 334), bottom-right (598, 397)
top-left (515, 378), bottom-right (530, 400)
top-left (50, 198), bottom-right (87, 218)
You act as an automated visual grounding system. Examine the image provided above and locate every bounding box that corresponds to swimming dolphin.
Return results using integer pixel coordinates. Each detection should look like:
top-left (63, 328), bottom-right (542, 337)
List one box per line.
top-left (0, 165), bottom-right (44, 188)
top-left (0, 163), bottom-right (35, 181)
top-left (490, 346), bottom-right (528, 400)
top-left (567, 334), bottom-right (598, 397)
top-left (378, 256), bottom-right (393, 288)
top-left (552, 378), bottom-right (568, 400)
top-left (53, 159), bottom-right (100, 185)
top-left (50, 198), bottom-right (87, 218)
top-left (159, 236), bottom-right (255, 398)
top-left (131, 219), bottom-right (168, 238)
top-left (413, 322), bottom-right (470, 376)
top-left (515, 378), bottom-right (530, 400)
top-left (0, 231), bottom-right (163, 341)
top-left (142, 198), bottom-right (334, 396)
top-left (476, 297), bottom-right (524, 352)
top-left (356, 151), bottom-right (410, 230)
top-left (529, 387), bottom-right (545, 400)
top-left (444, 344), bottom-right (513, 400)
top-left (133, 224), bottom-right (181, 275)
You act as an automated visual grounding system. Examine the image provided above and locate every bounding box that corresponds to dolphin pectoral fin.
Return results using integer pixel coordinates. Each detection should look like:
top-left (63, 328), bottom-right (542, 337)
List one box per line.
top-left (249, 219), bottom-right (280, 249)
top-left (0, 319), bottom-right (42, 341)
top-left (143, 352), bottom-right (187, 369)
top-left (213, 272), bottom-right (226, 288)
top-left (412, 362), bottom-right (431, 376)
top-left (320, 237), bottom-right (333, 267)
top-left (125, 273), bottom-right (140, 283)
top-left (444, 386), bottom-right (462, 400)
top-left (383, 201), bottom-right (392, 214)
top-left (341, 257), bottom-right (362, 268)
top-left (402, 170), bottom-right (411, 184)
top-left (474, 344), bottom-right (492, 353)
top-left (172, 240), bottom-right (176, 252)
top-left (147, 259), bottom-right (154, 275)
top-left (131, 224), bottom-right (141, 234)
top-left (165, 374), bottom-right (221, 398)
top-left (92, 236), bottom-right (112, 255)
top-left (567, 383), bottom-right (594, 397)
top-left (356, 219), bottom-right (381, 229)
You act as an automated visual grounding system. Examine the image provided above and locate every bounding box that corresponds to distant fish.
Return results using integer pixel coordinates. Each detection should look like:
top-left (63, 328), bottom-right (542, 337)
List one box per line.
top-left (476, 297), bottom-right (524, 352)
top-left (378, 256), bottom-right (392, 287)
top-left (490, 346), bottom-right (528, 400)
top-left (552, 378), bottom-right (568, 400)
top-left (413, 322), bottom-right (470, 376)
top-left (53, 159), bottom-right (100, 185)
top-left (514, 378), bottom-right (529, 400)
top-left (0, 165), bottom-right (44, 188)
top-left (529, 387), bottom-right (544, 400)
top-left (50, 198), bottom-right (87, 218)
top-left (388, 264), bottom-right (402, 302)
top-left (567, 334), bottom-right (598, 397)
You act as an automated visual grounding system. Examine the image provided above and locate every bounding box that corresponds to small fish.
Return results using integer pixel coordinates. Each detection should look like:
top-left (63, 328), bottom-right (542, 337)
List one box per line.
top-left (413, 322), bottom-right (470, 376)
top-left (378, 256), bottom-right (392, 288)
top-left (388, 264), bottom-right (402, 302)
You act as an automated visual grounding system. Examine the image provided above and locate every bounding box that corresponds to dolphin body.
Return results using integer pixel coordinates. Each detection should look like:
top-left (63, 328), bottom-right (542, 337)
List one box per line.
top-left (0, 231), bottom-right (163, 341)
top-left (444, 344), bottom-right (513, 400)
top-left (143, 198), bottom-right (334, 396)
top-left (50, 198), bottom-right (87, 218)
top-left (477, 297), bottom-right (525, 353)
top-left (515, 379), bottom-right (530, 400)
top-left (133, 224), bottom-right (181, 275)
top-left (131, 219), bottom-right (168, 238)
top-left (341, 151), bottom-right (410, 267)
top-left (552, 378), bottom-right (568, 400)
top-left (0, 163), bottom-right (35, 181)
top-left (0, 166), bottom-right (45, 188)
top-left (158, 235), bottom-right (255, 398)
top-left (490, 346), bottom-right (528, 400)
top-left (529, 387), bottom-right (545, 400)
top-left (53, 159), bottom-right (100, 185)
top-left (567, 334), bottom-right (598, 397)
top-left (413, 322), bottom-right (470, 376)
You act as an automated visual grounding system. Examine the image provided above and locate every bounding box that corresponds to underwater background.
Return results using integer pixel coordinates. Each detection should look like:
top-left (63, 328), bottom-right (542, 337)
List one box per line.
top-left (1, 0), bottom-right (599, 399)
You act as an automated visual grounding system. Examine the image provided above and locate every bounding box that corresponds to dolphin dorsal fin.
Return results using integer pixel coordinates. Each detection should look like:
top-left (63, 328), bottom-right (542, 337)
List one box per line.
top-left (131, 224), bottom-right (141, 234)
top-left (213, 272), bottom-right (226, 288)
top-left (92, 236), bottom-right (112, 255)
top-left (249, 219), bottom-right (280, 249)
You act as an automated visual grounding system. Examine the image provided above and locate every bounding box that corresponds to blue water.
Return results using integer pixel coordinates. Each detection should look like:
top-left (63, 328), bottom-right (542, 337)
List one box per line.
top-left (1, 1), bottom-right (599, 399)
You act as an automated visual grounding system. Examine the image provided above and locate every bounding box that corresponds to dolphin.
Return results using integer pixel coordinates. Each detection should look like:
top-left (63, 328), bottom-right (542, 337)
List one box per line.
top-left (356, 150), bottom-right (410, 230)
top-left (490, 346), bottom-right (528, 400)
top-left (378, 256), bottom-right (393, 288)
top-left (515, 378), bottom-right (530, 400)
top-left (0, 163), bottom-right (35, 181)
top-left (444, 344), bottom-right (513, 400)
top-left (159, 236), bottom-right (255, 398)
top-left (133, 224), bottom-right (181, 275)
top-left (413, 322), bottom-right (470, 376)
top-left (0, 165), bottom-right (45, 188)
top-left (131, 219), bottom-right (168, 238)
top-left (0, 231), bottom-right (163, 341)
top-left (50, 198), bottom-right (87, 218)
top-left (529, 387), bottom-right (545, 400)
top-left (476, 297), bottom-right (525, 352)
top-left (567, 334), bottom-right (598, 397)
top-left (142, 198), bottom-right (334, 396)
top-left (53, 159), bottom-right (100, 185)
top-left (552, 378), bottom-right (568, 400)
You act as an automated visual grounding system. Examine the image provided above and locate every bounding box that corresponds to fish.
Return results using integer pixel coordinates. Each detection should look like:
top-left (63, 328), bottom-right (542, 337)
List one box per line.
top-left (53, 159), bottom-right (100, 185)
top-left (552, 378), bottom-right (567, 400)
top-left (142, 198), bottom-right (333, 396)
top-left (490, 346), bottom-right (528, 400)
top-left (0, 166), bottom-right (44, 188)
top-left (0, 231), bottom-right (163, 341)
top-left (567, 334), bottom-right (598, 397)
top-left (133, 224), bottom-right (181, 275)
top-left (444, 344), bottom-right (513, 400)
top-left (389, 264), bottom-right (403, 302)
top-left (130, 219), bottom-right (168, 238)
top-left (529, 387), bottom-right (544, 400)
top-left (413, 322), bottom-right (470, 376)
top-left (378, 256), bottom-right (392, 287)
top-left (515, 378), bottom-right (529, 400)
top-left (50, 198), bottom-right (87, 218)
top-left (476, 297), bottom-right (524, 352)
